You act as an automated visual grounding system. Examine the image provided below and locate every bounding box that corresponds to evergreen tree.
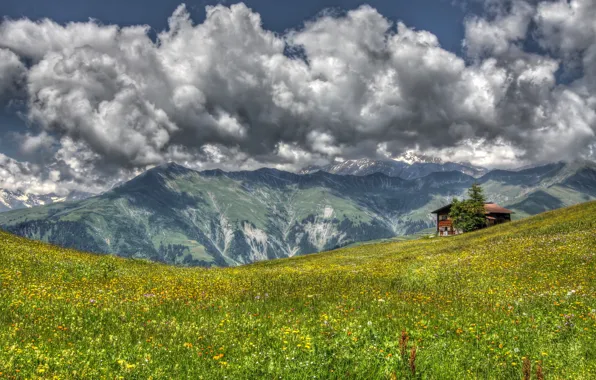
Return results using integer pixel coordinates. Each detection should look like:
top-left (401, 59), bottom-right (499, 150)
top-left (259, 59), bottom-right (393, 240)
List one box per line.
top-left (468, 183), bottom-right (486, 210)
top-left (449, 183), bottom-right (487, 232)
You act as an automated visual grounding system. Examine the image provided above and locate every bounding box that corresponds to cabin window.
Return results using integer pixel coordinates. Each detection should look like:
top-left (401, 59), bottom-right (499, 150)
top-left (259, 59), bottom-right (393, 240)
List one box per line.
top-left (439, 215), bottom-right (449, 221)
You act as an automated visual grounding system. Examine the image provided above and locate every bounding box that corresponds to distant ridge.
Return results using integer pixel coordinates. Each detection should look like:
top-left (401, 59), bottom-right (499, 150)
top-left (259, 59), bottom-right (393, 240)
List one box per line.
top-left (0, 188), bottom-right (92, 212)
top-left (300, 157), bottom-right (487, 179)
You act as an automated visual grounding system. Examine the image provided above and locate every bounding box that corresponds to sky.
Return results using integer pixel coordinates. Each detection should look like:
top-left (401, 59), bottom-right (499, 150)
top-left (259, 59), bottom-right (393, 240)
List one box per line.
top-left (0, 0), bottom-right (595, 195)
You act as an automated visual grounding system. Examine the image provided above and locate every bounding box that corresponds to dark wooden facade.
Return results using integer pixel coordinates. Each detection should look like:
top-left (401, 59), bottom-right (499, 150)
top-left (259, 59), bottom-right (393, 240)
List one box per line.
top-left (431, 202), bottom-right (513, 236)
top-left (434, 207), bottom-right (458, 236)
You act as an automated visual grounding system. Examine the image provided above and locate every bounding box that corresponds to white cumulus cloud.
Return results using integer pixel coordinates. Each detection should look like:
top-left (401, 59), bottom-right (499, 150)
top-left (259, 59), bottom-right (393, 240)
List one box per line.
top-left (0, 1), bottom-right (593, 193)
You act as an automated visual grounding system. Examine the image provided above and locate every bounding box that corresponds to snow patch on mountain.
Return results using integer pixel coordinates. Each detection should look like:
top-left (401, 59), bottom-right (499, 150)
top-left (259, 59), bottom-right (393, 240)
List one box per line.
top-left (393, 151), bottom-right (443, 165)
top-left (300, 155), bottom-right (487, 179)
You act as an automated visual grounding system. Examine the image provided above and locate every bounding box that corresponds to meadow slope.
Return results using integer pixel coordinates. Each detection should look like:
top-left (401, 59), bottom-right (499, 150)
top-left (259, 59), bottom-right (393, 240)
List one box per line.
top-left (1, 201), bottom-right (595, 379)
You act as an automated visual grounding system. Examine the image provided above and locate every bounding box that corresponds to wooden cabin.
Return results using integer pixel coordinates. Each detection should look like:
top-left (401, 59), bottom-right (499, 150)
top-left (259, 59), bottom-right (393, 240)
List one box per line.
top-left (431, 202), bottom-right (513, 236)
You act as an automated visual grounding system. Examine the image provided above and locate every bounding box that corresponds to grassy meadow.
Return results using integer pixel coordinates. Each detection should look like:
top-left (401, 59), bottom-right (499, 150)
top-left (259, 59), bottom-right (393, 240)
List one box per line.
top-left (1, 201), bottom-right (596, 379)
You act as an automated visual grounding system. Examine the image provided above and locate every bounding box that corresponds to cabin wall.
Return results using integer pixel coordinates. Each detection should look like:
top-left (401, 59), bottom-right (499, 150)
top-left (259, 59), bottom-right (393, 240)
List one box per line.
top-left (436, 212), bottom-right (458, 236)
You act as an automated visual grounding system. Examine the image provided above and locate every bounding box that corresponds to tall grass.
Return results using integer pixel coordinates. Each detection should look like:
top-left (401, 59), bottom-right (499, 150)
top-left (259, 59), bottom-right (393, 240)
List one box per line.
top-left (1, 201), bottom-right (595, 378)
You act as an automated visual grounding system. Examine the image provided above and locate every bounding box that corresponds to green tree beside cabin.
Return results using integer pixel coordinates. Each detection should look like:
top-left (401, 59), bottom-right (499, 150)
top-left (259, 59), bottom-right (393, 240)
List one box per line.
top-left (449, 183), bottom-right (487, 233)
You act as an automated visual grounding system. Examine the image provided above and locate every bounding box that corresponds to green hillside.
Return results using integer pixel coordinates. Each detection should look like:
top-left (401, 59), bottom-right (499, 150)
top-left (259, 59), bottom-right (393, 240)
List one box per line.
top-left (1, 201), bottom-right (595, 378)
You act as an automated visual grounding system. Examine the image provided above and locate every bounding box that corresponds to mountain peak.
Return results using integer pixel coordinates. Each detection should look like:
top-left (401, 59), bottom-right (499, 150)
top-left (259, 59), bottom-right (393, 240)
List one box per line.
top-left (155, 162), bottom-right (192, 173)
top-left (144, 162), bottom-right (197, 179)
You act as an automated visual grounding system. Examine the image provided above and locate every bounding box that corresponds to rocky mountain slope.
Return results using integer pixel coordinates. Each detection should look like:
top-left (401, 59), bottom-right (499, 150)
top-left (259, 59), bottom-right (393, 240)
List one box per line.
top-left (0, 160), bottom-right (594, 267)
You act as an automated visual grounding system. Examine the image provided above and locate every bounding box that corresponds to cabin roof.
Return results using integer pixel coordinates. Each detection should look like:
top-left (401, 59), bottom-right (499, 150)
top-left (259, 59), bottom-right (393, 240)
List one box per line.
top-left (430, 204), bottom-right (452, 214)
top-left (431, 202), bottom-right (514, 214)
top-left (483, 203), bottom-right (514, 214)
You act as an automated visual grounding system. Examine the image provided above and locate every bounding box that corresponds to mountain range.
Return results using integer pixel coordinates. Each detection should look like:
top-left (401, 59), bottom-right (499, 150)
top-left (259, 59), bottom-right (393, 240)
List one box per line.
top-left (0, 189), bottom-right (91, 212)
top-left (300, 153), bottom-right (488, 179)
top-left (0, 159), bottom-right (594, 267)
top-left (0, 156), bottom-right (485, 213)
